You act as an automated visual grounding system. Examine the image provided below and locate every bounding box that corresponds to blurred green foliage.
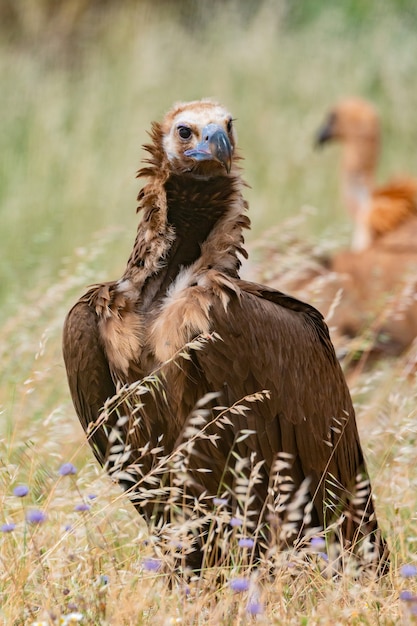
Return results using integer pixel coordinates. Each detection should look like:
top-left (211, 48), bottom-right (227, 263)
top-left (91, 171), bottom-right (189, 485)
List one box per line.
top-left (1, 10), bottom-right (417, 621)
top-left (2, 0), bottom-right (417, 44)
top-left (1, 0), bottom-right (417, 318)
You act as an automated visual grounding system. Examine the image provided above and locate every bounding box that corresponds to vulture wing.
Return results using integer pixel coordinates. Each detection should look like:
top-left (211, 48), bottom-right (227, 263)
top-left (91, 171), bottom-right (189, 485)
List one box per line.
top-left (185, 280), bottom-right (377, 547)
top-left (63, 294), bottom-right (117, 466)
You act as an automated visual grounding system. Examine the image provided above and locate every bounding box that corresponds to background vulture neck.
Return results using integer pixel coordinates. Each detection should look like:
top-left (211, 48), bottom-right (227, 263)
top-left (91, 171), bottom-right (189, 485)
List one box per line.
top-left (340, 132), bottom-right (377, 218)
top-left (342, 171), bottom-right (373, 251)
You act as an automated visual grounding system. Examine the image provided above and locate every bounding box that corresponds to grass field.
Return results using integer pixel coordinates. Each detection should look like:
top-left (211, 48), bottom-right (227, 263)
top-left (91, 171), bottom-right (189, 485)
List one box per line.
top-left (2, 1), bottom-right (417, 623)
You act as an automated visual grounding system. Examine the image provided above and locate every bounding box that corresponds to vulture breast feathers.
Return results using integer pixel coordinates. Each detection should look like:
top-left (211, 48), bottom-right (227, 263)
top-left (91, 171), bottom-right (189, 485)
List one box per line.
top-left (63, 99), bottom-right (387, 571)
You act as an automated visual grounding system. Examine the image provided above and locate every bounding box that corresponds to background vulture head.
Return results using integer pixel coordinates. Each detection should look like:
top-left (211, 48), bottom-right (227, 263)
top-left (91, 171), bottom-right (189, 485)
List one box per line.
top-left (161, 99), bottom-right (236, 177)
top-left (315, 97), bottom-right (381, 184)
top-left (315, 97), bottom-right (379, 146)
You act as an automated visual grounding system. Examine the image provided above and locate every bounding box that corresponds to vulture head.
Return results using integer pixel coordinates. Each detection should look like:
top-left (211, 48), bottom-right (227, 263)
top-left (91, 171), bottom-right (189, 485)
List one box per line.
top-left (315, 98), bottom-right (380, 180)
top-left (161, 100), bottom-right (236, 176)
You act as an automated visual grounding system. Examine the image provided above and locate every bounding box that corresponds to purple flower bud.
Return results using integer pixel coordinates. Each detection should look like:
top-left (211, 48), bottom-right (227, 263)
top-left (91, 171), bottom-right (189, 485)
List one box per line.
top-left (238, 538), bottom-right (255, 549)
top-left (13, 485), bottom-right (29, 498)
top-left (229, 578), bottom-right (250, 592)
top-left (74, 503), bottom-right (90, 512)
top-left (1, 523), bottom-right (16, 533)
top-left (59, 463), bottom-right (77, 476)
top-left (246, 600), bottom-right (263, 615)
top-left (400, 590), bottom-right (415, 601)
top-left (310, 537), bottom-right (326, 551)
top-left (87, 494), bottom-right (97, 500)
top-left (230, 517), bottom-right (243, 527)
top-left (400, 564), bottom-right (417, 578)
top-left (26, 509), bottom-right (47, 524)
top-left (213, 497), bottom-right (228, 506)
top-left (143, 558), bottom-right (162, 572)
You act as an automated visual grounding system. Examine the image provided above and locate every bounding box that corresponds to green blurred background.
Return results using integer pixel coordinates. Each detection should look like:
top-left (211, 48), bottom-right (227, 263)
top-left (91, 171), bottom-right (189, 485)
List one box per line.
top-left (2, 0), bottom-right (417, 319)
top-left (1, 8), bottom-right (417, 604)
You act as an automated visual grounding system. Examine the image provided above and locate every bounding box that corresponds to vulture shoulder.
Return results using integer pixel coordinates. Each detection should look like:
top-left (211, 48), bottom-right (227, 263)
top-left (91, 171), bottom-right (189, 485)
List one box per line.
top-left (63, 288), bottom-right (117, 465)
top-left (187, 279), bottom-right (367, 530)
top-left (370, 176), bottom-right (417, 238)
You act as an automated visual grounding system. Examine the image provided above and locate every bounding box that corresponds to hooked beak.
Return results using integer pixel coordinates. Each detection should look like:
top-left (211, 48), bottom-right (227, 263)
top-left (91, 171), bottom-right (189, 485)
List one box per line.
top-left (315, 114), bottom-right (336, 148)
top-left (184, 124), bottom-right (233, 173)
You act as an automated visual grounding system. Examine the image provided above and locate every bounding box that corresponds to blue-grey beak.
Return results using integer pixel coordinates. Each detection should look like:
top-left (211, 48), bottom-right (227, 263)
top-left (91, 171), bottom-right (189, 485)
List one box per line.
top-left (184, 123), bottom-right (232, 173)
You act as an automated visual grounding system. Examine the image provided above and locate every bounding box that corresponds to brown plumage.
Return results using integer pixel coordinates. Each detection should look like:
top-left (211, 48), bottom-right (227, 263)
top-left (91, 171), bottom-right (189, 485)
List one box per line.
top-left (63, 99), bottom-right (387, 571)
top-left (274, 99), bottom-right (417, 358)
top-left (316, 98), bottom-right (417, 251)
top-left (274, 236), bottom-right (417, 360)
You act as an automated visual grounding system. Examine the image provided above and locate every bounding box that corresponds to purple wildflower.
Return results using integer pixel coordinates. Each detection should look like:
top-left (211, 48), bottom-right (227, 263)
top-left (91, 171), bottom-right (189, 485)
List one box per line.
top-left (59, 463), bottom-right (77, 476)
top-left (213, 497), bottom-right (228, 506)
top-left (13, 485), bottom-right (29, 498)
top-left (238, 537), bottom-right (255, 549)
top-left (87, 494), bottom-right (97, 500)
top-left (143, 557), bottom-right (162, 572)
top-left (400, 564), bottom-right (417, 578)
top-left (26, 509), bottom-right (47, 524)
top-left (246, 600), bottom-right (263, 615)
top-left (400, 590), bottom-right (416, 601)
top-left (1, 523), bottom-right (16, 533)
top-left (74, 503), bottom-right (90, 512)
top-left (230, 517), bottom-right (243, 527)
top-left (310, 537), bottom-right (326, 551)
top-left (229, 578), bottom-right (250, 592)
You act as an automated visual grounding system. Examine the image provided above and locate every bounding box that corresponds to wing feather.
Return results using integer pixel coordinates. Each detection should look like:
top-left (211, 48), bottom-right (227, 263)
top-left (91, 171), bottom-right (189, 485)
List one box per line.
top-left (62, 299), bottom-right (117, 465)
top-left (192, 283), bottom-right (366, 531)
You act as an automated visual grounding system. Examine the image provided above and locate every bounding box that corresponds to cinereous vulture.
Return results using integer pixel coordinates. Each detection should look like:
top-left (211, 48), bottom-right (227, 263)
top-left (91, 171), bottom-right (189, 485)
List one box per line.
top-left (63, 99), bottom-right (387, 571)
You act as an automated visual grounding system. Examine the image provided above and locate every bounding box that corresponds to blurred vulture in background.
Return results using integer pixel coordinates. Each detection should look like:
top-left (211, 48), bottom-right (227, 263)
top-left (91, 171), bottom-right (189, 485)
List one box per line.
top-left (316, 98), bottom-right (417, 252)
top-left (271, 98), bottom-right (417, 361)
top-left (63, 99), bottom-right (387, 572)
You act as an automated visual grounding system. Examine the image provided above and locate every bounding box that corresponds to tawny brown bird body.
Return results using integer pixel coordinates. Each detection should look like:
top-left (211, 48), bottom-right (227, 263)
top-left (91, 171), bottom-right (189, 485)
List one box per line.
top-left (63, 100), bottom-right (387, 570)
top-left (273, 233), bottom-right (417, 359)
top-left (317, 98), bottom-right (417, 251)
top-left (289, 99), bottom-right (417, 357)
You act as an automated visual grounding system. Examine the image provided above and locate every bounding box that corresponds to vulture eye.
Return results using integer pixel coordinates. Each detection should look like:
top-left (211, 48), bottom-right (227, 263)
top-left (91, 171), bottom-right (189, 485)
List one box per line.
top-left (178, 125), bottom-right (192, 140)
top-left (226, 118), bottom-right (233, 133)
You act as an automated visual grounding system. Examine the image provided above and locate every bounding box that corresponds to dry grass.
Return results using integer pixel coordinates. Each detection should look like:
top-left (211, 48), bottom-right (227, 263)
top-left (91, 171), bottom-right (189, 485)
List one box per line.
top-left (3, 2), bottom-right (417, 624)
top-left (2, 210), bottom-right (417, 626)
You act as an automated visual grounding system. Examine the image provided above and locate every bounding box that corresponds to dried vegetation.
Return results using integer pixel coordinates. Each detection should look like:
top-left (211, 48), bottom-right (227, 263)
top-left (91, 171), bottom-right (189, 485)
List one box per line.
top-left (2, 1), bottom-right (417, 623)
